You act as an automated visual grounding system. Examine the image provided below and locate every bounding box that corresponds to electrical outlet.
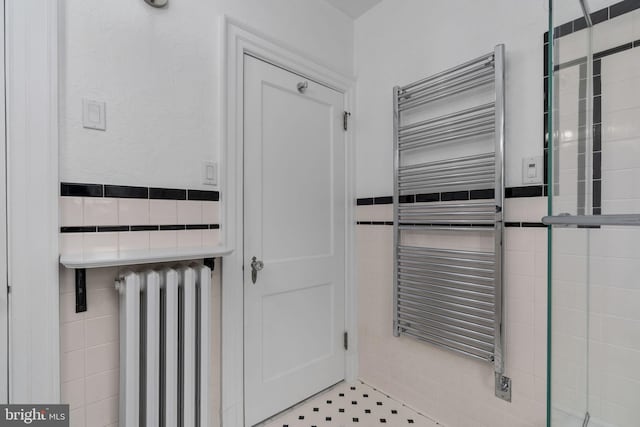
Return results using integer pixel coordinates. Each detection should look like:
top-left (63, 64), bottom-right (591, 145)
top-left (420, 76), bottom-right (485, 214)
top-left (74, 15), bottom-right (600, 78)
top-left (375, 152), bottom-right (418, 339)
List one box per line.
top-left (522, 156), bottom-right (543, 184)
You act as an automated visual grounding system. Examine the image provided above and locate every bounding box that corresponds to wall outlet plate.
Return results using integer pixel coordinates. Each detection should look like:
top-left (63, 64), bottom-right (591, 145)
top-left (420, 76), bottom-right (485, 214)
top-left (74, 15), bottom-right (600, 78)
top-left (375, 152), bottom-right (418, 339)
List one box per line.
top-left (495, 373), bottom-right (512, 402)
top-left (522, 156), bottom-right (543, 184)
top-left (202, 161), bottom-right (217, 186)
top-left (82, 99), bottom-right (106, 131)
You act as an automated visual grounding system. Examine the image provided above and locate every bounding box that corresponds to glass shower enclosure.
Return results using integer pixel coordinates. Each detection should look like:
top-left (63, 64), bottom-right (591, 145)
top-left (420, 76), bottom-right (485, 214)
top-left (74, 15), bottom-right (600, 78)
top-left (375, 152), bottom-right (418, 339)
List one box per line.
top-left (547, 1), bottom-right (640, 426)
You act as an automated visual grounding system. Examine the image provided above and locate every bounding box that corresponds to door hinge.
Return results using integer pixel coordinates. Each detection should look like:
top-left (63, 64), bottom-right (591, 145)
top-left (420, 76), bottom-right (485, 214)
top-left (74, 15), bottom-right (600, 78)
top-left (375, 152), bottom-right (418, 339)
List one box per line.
top-left (343, 111), bottom-right (351, 131)
top-left (343, 331), bottom-right (348, 350)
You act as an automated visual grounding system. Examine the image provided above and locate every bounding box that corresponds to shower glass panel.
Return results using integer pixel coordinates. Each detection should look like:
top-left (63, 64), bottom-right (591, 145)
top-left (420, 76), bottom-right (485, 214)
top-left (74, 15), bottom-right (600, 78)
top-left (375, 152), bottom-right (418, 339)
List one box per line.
top-left (548, 1), bottom-right (640, 427)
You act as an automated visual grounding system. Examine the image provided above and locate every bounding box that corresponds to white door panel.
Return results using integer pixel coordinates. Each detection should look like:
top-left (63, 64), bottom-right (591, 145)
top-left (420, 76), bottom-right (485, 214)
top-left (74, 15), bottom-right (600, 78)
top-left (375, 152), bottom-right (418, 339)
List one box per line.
top-left (243, 55), bottom-right (346, 426)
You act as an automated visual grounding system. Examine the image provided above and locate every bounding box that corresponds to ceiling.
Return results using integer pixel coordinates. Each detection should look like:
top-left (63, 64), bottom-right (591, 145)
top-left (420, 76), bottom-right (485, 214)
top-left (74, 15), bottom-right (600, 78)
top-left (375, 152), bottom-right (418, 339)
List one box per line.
top-left (324, 0), bottom-right (383, 18)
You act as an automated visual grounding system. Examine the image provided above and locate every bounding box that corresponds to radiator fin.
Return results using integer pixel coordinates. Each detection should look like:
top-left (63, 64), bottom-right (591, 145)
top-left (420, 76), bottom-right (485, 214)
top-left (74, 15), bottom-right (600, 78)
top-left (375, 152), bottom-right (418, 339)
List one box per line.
top-left (117, 265), bottom-right (212, 427)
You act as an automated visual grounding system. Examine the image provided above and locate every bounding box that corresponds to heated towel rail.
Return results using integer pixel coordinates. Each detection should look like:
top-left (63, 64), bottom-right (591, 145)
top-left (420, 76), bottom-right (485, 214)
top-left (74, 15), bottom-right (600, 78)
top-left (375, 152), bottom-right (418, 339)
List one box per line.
top-left (393, 45), bottom-right (510, 400)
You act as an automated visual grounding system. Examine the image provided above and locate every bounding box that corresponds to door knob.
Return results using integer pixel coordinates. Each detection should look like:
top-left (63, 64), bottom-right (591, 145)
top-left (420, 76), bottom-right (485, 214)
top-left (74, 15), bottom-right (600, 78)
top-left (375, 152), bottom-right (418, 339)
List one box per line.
top-left (250, 256), bottom-right (264, 284)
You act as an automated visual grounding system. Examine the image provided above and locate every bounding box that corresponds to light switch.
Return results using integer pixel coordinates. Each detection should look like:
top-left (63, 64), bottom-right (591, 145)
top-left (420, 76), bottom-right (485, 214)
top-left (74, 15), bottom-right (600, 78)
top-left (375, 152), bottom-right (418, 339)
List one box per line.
top-left (203, 161), bottom-right (217, 186)
top-left (522, 156), bottom-right (543, 184)
top-left (82, 99), bottom-right (106, 131)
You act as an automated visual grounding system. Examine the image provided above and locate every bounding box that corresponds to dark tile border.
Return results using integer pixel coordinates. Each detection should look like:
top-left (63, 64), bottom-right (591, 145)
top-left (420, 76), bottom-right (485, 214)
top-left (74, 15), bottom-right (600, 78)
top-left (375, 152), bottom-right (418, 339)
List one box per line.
top-left (356, 187), bottom-right (536, 205)
top-left (547, 36), bottom-right (640, 215)
top-left (546, 0), bottom-right (640, 41)
top-left (104, 185), bottom-right (148, 199)
top-left (505, 222), bottom-right (547, 228)
top-left (544, 0), bottom-right (640, 200)
top-left (60, 226), bottom-right (98, 233)
top-left (61, 224), bottom-right (220, 233)
top-left (505, 186), bottom-right (544, 198)
top-left (61, 182), bottom-right (219, 202)
top-left (159, 224), bottom-right (186, 231)
top-left (97, 226), bottom-right (129, 232)
top-left (188, 189), bottom-right (220, 202)
top-left (61, 183), bottom-right (103, 198)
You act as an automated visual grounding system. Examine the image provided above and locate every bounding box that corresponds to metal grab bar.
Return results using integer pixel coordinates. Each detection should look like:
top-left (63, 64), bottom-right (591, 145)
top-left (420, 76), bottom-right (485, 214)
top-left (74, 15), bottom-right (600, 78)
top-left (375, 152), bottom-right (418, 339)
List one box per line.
top-left (541, 214), bottom-right (640, 226)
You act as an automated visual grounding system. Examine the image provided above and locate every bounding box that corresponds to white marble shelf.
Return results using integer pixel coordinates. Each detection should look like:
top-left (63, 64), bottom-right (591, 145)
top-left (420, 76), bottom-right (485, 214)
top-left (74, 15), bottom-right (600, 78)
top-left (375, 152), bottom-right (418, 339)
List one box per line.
top-left (60, 246), bottom-right (233, 269)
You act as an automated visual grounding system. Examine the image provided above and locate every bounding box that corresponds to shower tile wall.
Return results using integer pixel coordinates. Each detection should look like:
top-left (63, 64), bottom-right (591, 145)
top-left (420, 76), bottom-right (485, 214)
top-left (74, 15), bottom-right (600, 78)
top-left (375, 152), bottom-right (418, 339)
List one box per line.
top-left (58, 182), bottom-right (223, 427)
top-left (356, 195), bottom-right (548, 427)
top-left (551, 5), bottom-right (640, 427)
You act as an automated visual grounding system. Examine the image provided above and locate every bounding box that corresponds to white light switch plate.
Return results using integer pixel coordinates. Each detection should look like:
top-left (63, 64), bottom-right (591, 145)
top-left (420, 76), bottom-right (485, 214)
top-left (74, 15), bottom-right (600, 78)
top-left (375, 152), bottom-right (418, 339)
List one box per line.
top-left (82, 99), bottom-right (106, 131)
top-left (202, 161), bottom-right (217, 186)
top-left (522, 156), bottom-right (543, 184)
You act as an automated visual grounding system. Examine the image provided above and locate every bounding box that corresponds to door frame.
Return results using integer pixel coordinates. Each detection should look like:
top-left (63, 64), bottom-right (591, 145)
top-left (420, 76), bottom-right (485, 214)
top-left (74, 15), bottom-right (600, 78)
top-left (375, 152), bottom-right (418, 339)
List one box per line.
top-left (220, 16), bottom-right (356, 427)
top-left (0, 0), bottom-right (7, 403)
top-left (5, 0), bottom-right (60, 403)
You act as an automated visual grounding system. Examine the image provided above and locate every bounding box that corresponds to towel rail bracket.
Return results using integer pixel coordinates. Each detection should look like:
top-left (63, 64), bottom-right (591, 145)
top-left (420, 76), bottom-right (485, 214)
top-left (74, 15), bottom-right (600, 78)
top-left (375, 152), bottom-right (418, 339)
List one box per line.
top-left (75, 268), bottom-right (87, 313)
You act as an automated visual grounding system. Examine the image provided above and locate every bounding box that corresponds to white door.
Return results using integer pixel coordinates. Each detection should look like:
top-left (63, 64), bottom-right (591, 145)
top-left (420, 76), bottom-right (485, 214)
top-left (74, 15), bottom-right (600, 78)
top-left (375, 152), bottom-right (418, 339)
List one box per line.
top-left (243, 54), bottom-right (346, 426)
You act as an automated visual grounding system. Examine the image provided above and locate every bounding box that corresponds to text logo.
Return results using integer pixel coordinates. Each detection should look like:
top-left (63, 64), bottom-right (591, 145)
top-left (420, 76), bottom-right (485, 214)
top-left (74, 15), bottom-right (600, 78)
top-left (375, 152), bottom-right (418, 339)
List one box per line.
top-left (0, 405), bottom-right (68, 427)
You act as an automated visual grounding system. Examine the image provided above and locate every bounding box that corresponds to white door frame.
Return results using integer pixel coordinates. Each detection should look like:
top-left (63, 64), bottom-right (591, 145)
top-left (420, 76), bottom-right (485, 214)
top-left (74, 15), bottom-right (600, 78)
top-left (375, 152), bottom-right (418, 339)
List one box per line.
top-left (220, 16), bottom-right (357, 427)
top-left (0, 0), bottom-right (7, 404)
top-left (5, 0), bottom-right (60, 403)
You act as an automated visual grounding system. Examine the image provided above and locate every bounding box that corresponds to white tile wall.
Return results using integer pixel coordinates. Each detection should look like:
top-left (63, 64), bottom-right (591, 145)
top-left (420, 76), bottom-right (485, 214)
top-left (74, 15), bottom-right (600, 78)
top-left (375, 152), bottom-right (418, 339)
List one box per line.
top-left (61, 197), bottom-right (84, 227)
top-left (83, 199), bottom-right (118, 226)
top-left (59, 265), bottom-right (223, 427)
top-left (355, 197), bottom-right (548, 427)
top-left (117, 231), bottom-right (149, 252)
top-left (202, 201), bottom-right (219, 224)
top-left (355, 204), bottom-right (393, 222)
top-left (58, 197), bottom-right (221, 256)
top-left (117, 199), bottom-right (149, 225)
top-left (149, 199), bottom-right (177, 225)
top-left (592, 11), bottom-right (634, 54)
top-left (203, 229), bottom-right (221, 247)
top-left (178, 200), bottom-right (203, 224)
top-left (177, 230), bottom-right (203, 248)
top-left (83, 233), bottom-right (118, 254)
top-left (149, 230), bottom-right (177, 249)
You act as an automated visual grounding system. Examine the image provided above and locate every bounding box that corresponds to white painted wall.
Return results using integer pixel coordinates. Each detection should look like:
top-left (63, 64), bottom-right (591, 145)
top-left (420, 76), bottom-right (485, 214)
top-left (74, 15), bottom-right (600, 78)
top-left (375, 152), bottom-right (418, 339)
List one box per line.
top-left (354, 0), bottom-right (550, 196)
top-left (60, 0), bottom-right (353, 190)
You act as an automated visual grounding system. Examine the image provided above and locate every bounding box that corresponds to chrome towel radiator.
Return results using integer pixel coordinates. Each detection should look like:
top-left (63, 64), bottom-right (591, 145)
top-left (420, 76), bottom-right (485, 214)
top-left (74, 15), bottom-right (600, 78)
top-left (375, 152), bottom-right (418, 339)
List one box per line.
top-left (392, 45), bottom-right (510, 401)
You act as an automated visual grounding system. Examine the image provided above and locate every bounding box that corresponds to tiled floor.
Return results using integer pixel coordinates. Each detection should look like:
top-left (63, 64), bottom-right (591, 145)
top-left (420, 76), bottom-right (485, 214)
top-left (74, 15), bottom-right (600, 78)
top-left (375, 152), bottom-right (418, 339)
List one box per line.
top-left (261, 380), bottom-right (441, 427)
